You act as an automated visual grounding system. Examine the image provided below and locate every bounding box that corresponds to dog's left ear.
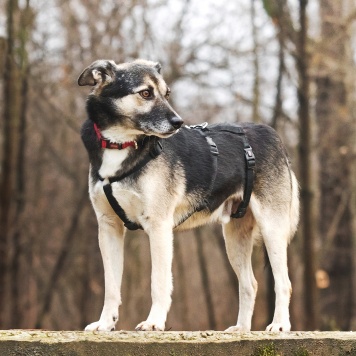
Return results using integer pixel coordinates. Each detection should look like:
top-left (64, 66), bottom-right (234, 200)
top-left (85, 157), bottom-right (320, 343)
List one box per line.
top-left (78, 60), bottom-right (117, 86)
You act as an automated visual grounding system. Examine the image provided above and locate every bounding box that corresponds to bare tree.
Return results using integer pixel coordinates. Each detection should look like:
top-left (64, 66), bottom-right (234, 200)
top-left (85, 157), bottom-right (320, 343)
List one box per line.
top-left (263, 0), bottom-right (320, 330)
top-left (315, 0), bottom-right (355, 331)
top-left (0, 0), bottom-right (34, 327)
top-left (297, 0), bottom-right (319, 331)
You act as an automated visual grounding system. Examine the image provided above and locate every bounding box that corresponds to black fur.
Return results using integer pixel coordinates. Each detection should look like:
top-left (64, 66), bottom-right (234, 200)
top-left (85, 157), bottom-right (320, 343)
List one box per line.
top-left (82, 118), bottom-right (289, 215)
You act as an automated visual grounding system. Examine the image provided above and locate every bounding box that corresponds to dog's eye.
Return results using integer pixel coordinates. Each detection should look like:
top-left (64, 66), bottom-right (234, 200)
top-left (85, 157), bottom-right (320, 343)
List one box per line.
top-left (139, 90), bottom-right (152, 99)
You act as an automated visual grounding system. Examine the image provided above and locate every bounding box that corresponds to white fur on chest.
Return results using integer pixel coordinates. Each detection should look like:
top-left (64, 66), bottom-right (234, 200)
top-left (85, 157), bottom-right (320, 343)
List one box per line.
top-left (99, 150), bottom-right (128, 178)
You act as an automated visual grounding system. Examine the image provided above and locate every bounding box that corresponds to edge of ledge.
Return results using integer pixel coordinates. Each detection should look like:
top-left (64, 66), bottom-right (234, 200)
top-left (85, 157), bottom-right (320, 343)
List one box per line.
top-left (0, 330), bottom-right (355, 343)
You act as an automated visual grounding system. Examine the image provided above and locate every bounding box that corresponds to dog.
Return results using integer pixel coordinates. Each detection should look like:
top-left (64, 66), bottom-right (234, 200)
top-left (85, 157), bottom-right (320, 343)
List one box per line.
top-left (78, 59), bottom-right (299, 332)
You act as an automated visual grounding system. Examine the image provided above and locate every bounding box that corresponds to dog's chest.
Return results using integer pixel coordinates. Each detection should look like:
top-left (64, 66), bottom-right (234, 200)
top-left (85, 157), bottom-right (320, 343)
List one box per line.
top-left (99, 150), bottom-right (128, 179)
top-left (90, 178), bottom-right (142, 220)
top-left (92, 150), bottom-right (144, 220)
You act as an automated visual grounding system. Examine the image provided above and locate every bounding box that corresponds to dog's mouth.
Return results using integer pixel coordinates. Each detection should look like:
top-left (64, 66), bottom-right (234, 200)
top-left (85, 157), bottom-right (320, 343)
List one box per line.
top-left (145, 128), bottom-right (180, 138)
top-left (137, 116), bottom-right (183, 138)
top-left (159, 128), bottom-right (180, 138)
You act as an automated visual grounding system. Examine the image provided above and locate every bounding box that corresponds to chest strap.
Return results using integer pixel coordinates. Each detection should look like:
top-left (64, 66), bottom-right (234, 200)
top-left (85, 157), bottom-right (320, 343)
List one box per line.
top-left (103, 184), bottom-right (141, 230)
top-left (217, 126), bottom-right (256, 218)
top-left (99, 138), bottom-right (162, 230)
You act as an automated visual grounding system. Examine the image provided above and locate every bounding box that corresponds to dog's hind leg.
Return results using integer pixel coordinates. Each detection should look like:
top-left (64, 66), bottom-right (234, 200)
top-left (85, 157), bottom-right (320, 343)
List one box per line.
top-left (223, 213), bottom-right (258, 332)
top-left (256, 206), bottom-right (293, 332)
top-left (85, 215), bottom-right (125, 331)
top-left (135, 222), bottom-right (174, 331)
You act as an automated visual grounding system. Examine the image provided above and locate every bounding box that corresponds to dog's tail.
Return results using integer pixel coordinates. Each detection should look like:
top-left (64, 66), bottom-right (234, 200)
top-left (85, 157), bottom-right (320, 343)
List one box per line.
top-left (281, 142), bottom-right (300, 243)
top-left (288, 169), bottom-right (300, 243)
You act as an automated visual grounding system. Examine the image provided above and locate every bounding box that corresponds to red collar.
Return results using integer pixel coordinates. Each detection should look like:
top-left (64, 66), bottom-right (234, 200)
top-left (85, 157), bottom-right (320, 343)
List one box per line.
top-left (93, 123), bottom-right (138, 150)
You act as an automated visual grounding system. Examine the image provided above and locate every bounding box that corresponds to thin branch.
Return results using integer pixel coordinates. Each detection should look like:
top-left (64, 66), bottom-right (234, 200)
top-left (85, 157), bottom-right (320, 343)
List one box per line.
top-left (251, 0), bottom-right (261, 123)
top-left (324, 190), bottom-right (350, 253)
top-left (35, 184), bottom-right (89, 328)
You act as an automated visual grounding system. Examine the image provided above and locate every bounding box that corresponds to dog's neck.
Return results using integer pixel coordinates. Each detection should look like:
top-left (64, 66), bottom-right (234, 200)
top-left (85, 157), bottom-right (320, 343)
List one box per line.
top-left (95, 124), bottom-right (150, 180)
top-left (100, 124), bottom-right (140, 144)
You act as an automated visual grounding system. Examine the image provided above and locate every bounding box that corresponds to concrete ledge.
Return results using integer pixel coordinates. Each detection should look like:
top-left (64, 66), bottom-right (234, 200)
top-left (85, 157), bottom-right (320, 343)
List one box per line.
top-left (0, 330), bottom-right (355, 355)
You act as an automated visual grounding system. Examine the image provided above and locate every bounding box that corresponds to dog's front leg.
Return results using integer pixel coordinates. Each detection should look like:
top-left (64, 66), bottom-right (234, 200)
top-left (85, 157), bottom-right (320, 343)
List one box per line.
top-left (85, 215), bottom-right (125, 331)
top-left (136, 223), bottom-right (174, 331)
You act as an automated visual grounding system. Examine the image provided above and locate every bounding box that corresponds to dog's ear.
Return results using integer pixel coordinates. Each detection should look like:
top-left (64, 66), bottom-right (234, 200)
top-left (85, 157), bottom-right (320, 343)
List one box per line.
top-left (78, 60), bottom-right (117, 86)
top-left (154, 62), bottom-right (162, 74)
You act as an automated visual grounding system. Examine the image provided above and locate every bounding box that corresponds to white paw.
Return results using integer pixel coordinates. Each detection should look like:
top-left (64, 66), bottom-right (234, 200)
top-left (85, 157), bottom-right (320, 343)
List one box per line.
top-left (224, 324), bottom-right (250, 332)
top-left (84, 319), bottom-right (116, 331)
top-left (135, 320), bottom-right (165, 331)
top-left (265, 322), bottom-right (291, 332)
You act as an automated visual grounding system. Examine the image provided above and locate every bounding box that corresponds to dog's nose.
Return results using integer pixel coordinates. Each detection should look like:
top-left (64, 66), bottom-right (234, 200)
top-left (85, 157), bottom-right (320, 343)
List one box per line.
top-left (170, 116), bottom-right (184, 129)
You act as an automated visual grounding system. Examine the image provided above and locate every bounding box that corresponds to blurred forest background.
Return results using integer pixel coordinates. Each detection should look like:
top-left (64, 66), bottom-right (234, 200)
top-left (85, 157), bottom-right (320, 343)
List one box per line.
top-left (0, 0), bottom-right (355, 332)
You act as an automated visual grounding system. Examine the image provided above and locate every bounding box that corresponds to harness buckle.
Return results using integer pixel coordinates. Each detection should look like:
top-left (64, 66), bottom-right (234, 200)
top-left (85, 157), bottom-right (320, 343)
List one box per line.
top-left (205, 136), bottom-right (219, 156)
top-left (244, 146), bottom-right (255, 168)
top-left (185, 122), bottom-right (208, 130)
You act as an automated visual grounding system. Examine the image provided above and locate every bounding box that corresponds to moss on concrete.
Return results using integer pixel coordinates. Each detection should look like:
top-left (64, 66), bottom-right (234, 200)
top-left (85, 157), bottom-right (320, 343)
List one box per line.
top-left (0, 330), bottom-right (355, 356)
top-left (254, 342), bottom-right (278, 356)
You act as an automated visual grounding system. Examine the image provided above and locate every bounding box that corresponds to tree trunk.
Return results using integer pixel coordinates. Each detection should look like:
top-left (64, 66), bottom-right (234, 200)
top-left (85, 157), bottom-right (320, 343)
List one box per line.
top-left (351, 103), bottom-right (356, 330)
top-left (0, 0), bottom-right (21, 327)
top-left (0, 0), bottom-right (33, 328)
top-left (316, 0), bottom-right (354, 331)
top-left (297, 0), bottom-right (319, 330)
top-left (10, 0), bottom-right (33, 327)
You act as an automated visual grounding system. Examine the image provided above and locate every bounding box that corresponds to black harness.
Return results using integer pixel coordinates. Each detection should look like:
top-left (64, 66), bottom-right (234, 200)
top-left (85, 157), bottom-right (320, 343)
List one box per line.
top-left (216, 125), bottom-right (256, 218)
top-left (98, 123), bottom-right (255, 230)
top-left (98, 137), bottom-right (162, 231)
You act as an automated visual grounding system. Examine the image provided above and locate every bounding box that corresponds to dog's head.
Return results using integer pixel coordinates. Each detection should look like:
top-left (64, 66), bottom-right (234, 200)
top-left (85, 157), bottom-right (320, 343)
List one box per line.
top-left (78, 59), bottom-right (183, 138)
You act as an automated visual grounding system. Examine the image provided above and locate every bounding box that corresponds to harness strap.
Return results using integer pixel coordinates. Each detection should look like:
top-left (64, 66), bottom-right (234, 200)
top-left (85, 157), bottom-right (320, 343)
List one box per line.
top-left (103, 184), bottom-right (142, 230)
top-left (173, 125), bottom-right (219, 227)
top-left (100, 137), bottom-right (163, 230)
top-left (218, 127), bottom-right (256, 218)
top-left (191, 126), bottom-right (219, 211)
top-left (186, 124), bottom-right (255, 219)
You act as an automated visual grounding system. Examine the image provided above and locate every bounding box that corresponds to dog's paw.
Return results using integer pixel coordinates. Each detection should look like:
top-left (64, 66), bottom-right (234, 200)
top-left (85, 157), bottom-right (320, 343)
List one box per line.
top-left (265, 322), bottom-right (291, 332)
top-left (84, 320), bottom-right (116, 332)
top-left (224, 324), bottom-right (250, 332)
top-left (135, 320), bottom-right (165, 331)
